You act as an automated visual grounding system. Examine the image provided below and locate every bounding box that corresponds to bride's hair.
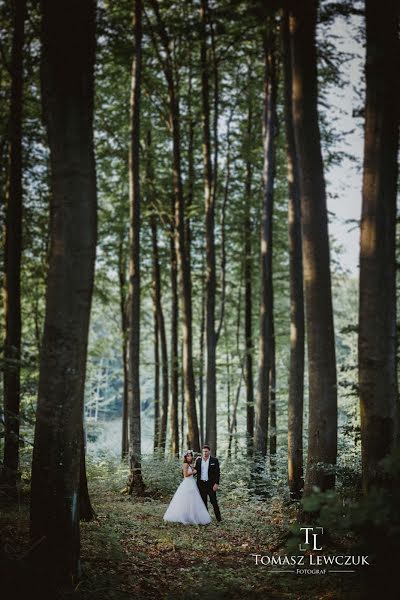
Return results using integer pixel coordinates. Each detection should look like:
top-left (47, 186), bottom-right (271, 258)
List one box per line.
top-left (183, 450), bottom-right (193, 463)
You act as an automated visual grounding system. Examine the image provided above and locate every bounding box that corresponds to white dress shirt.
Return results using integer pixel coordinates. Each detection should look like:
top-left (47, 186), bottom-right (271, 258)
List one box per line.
top-left (201, 457), bottom-right (210, 481)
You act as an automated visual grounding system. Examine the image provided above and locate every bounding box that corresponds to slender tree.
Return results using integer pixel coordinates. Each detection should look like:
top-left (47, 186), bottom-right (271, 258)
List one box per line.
top-left (243, 96), bottom-right (255, 456)
top-left (30, 0), bottom-right (97, 584)
top-left (118, 236), bottom-right (129, 459)
top-left (269, 308), bottom-right (277, 465)
top-left (149, 0), bottom-right (200, 451)
top-left (152, 285), bottom-right (160, 449)
top-left (147, 147), bottom-right (170, 454)
top-left (127, 0), bottom-right (145, 495)
top-left (282, 8), bottom-right (304, 500)
top-left (216, 108), bottom-right (233, 345)
top-left (169, 201), bottom-right (180, 456)
top-left (1, 0), bottom-right (25, 494)
top-left (358, 0), bottom-right (399, 492)
top-left (200, 0), bottom-right (217, 453)
top-left (187, 44), bottom-right (205, 449)
top-left (152, 215), bottom-right (169, 452)
top-left (289, 0), bottom-right (337, 493)
top-left (254, 21), bottom-right (277, 460)
top-left (198, 250), bottom-right (206, 446)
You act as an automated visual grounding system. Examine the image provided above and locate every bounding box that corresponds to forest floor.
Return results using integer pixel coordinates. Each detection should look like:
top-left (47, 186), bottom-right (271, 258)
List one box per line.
top-left (0, 459), bottom-right (367, 600)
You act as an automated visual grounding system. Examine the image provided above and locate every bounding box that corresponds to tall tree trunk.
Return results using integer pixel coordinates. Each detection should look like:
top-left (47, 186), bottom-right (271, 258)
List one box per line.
top-left (149, 212), bottom-right (169, 452)
top-left (171, 55), bottom-right (200, 453)
top-left (223, 318), bottom-right (232, 436)
top-left (228, 276), bottom-right (245, 458)
top-left (358, 0), bottom-right (399, 492)
top-left (210, 12), bottom-right (219, 210)
top-left (181, 341), bottom-right (186, 448)
top-left (216, 111), bottom-right (234, 344)
top-left (2, 0), bottom-right (25, 493)
top-left (150, 0), bottom-right (200, 451)
top-left (152, 289), bottom-right (160, 450)
top-left (187, 47), bottom-right (201, 448)
top-left (169, 210), bottom-right (179, 456)
top-left (185, 48), bottom-right (195, 263)
top-left (289, 0), bottom-right (337, 494)
top-left (254, 22), bottom-right (277, 460)
top-left (200, 0), bottom-right (217, 453)
top-left (244, 99), bottom-right (255, 457)
top-left (127, 0), bottom-right (145, 496)
top-left (199, 249), bottom-right (206, 447)
top-left (185, 46), bottom-right (198, 450)
top-left (282, 8), bottom-right (304, 500)
top-left (118, 237), bottom-right (129, 459)
top-left (30, 0), bottom-right (97, 585)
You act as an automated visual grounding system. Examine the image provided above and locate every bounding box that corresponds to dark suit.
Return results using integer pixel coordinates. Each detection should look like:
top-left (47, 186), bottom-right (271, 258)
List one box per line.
top-left (195, 456), bottom-right (221, 521)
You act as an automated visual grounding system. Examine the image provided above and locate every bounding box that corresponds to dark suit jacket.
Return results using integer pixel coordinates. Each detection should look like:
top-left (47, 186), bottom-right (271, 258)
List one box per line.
top-left (195, 456), bottom-right (220, 486)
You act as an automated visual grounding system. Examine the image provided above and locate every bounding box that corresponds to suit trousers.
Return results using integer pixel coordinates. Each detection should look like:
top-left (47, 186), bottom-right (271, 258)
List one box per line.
top-left (198, 480), bottom-right (221, 521)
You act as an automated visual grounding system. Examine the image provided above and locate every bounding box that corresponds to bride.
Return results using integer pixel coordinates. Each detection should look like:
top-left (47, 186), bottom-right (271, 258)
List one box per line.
top-left (163, 450), bottom-right (211, 525)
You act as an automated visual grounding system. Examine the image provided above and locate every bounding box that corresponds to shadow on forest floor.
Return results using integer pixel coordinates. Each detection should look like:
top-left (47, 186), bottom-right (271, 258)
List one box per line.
top-left (0, 475), bottom-right (365, 600)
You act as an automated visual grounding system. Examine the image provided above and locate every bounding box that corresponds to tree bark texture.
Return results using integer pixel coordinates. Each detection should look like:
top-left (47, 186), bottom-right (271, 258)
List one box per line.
top-left (244, 99), bottom-right (255, 457)
top-left (358, 0), bottom-right (399, 492)
top-left (149, 212), bottom-right (169, 452)
top-left (30, 0), bottom-right (97, 585)
top-left (200, 0), bottom-right (217, 453)
top-left (289, 0), bottom-right (337, 493)
top-left (118, 237), bottom-right (129, 459)
top-left (282, 8), bottom-right (305, 500)
top-left (127, 0), bottom-right (145, 496)
top-left (254, 22), bottom-right (277, 460)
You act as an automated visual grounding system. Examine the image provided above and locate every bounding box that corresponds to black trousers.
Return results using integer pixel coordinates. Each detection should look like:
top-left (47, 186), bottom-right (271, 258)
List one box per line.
top-left (198, 480), bottom-right (221, 521)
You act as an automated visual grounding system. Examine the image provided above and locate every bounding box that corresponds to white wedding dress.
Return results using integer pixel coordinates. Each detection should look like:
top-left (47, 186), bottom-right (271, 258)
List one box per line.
top-left (163, 465), bottom-right (211, 525)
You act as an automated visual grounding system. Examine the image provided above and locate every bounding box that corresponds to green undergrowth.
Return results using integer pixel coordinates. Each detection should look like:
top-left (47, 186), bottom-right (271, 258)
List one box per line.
top-left (0, 455), bottom-right (369, 599)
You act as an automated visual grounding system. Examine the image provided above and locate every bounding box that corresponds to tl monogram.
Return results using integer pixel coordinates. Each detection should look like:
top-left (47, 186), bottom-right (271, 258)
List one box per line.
top-left (299, 527), bottom-right (324, 551)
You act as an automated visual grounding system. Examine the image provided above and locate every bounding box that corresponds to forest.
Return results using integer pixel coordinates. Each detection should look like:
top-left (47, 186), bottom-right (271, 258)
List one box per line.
top-left (0, 0), bottom-right (399, 599)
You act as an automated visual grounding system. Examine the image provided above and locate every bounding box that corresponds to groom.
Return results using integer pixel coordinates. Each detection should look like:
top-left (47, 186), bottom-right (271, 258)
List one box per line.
top-left (195, 444), bottom-right (222, 522)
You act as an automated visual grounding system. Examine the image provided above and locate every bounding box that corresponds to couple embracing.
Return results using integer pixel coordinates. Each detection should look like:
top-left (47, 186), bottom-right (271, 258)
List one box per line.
top-left (163, 444), bottom-right (222, 525)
